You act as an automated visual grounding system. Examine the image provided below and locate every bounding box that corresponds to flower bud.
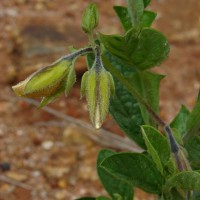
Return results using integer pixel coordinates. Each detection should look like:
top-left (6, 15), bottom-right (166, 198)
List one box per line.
top-left (12, 58), bottom-right (71, 98)
top-left (81, 67), bottom-right (115, 129)
top-left (12, 47), bottom-right (93, 107)
top-left (12, 57), bottom-right (77, 108)
top-left (82, 3), bottom-right (99, 33)
top-left (12, 59), bottom-right (72, 98)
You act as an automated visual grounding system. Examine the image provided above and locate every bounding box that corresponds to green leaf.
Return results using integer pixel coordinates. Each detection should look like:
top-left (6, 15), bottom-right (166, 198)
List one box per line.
top-left (96, 197), bottom-right (111, 200)
top-left (165, 157), bottom-right (177, 176)
top-left (99, 28), bottom-right (170, 70)
top-left (141, 126), bottom-right (170, 175)
top-left (100, 152), bottom-right (164, 194)
top-left (98, 29), bottom-right (138, 64)
top-left (128, 71), bottom-right (164, 125)
top-left (185, 136), bottom-right (200, 169)
top-left (182, 94), bottom-right (200, 169)
top-left (166, 171), bottom-right (200, 191)
top-left (185, 92), bottom-right (200, 140)
top-left (104, 53), bottom-right (164, 147)
top-left (143, 0), bottom-right (151, 8)
top-left (97, 149), bottom-right (115, 166)
top-left (141, 126), bottom-right (170, 166)
top-left (106, 54), bottom-right (145, 147)
top-left (113, 6), bottom-right (132, 31)
top-left (112, 194), bottom-right (123, 200)
top-left (140, 11), bottom-right (157, 27)
top-left (114, 7), bottom-right (156, 31)
top-left (97, 150), bottom-right (133, 200)
top-left (162, 189), bottom-right (185, 200)
top-left (130, 28), bottom-right (170, 70)
top-left (142, 140), bottom-right (162, 175)
top-left (170, 105), bottom-right (190, 137)
top-left (126, 0), bottom-right (144, 28)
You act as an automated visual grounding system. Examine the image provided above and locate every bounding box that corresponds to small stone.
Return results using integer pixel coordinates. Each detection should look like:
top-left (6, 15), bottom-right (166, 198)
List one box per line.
top-left (43, 166), bottom-right (69, 179)
top-left (0, 183), bottom-right (14, 193)
top-left (39, 191), bottom-right (48, 199)
top-left (34, 2), bottom-right (46, 11)
top-left (0, 129), bottom-right (4, 136)
top-left (63, 126), bottom-right (88, 144)
top-left (54, 190), bottom-right (69, 200)
top-left (57, 178), bottom-right (68, 189)
top-left (6, 65), bottom-right (17, 83)
top-left (78, 165), bottom-right (97, 181)
top-left (0, 162), bottom-right (10, 172)
top-left (17, 0), bottom-right (28, 4)
top-left (0, 102), bottom-right (11, 113)
top-left (6, 171), bottom-right (28, 182)
top-left (16, 129), bottom-right (24, 136)
top-left (32, 170), bottom-right (41, 177)
top-left (41, 140), bottom-right (54, 150)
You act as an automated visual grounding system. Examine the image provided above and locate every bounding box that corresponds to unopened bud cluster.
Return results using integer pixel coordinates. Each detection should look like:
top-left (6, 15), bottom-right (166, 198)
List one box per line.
top-left (81, 46), bottom-right (115, 129)
top-left (12, 3), bottom-right (115, 129)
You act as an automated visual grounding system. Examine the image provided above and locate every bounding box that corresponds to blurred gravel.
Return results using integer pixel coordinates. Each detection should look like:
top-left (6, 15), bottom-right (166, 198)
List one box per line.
top-left (0, 0), bottom-right (200, 199)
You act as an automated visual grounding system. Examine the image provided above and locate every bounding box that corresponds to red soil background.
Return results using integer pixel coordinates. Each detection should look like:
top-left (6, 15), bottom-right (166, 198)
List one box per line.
top-left (0, 0), bottom-right (199, 199)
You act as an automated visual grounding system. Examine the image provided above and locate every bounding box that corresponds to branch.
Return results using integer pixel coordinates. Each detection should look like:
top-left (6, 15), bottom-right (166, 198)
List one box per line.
top-left (22, 98), bottom-right (143, 153)
top-left (0, 175), bottom-right (33, 191)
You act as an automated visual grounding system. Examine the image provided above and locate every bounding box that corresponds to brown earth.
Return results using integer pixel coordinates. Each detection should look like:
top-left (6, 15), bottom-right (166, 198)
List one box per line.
top-left (0, 0), bottom-right (199, 200)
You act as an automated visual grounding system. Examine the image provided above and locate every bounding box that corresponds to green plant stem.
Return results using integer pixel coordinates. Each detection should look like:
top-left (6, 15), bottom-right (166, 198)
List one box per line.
top-left (63, 46), bottom-right (93, 60)
top-left (102, 55), bottom-right (187, 171)
top-left (88, 32), bottom-right (96, 48)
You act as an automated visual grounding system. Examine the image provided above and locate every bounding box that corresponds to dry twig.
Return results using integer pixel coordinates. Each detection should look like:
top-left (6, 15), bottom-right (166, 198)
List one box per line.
top-left (0, 175), bottom-right (33, 191)
top-left (23, 98), bottom-right (143, 153)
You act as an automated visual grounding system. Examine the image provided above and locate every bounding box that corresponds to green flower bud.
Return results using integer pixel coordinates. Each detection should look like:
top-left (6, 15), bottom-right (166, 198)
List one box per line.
top-left (81, 56), bottom-right (115, 129)
top-left (82, 3), bottom-right (99, 33)
top-left (39, 65), bottom-right (76, 108)
top-left (12, 47), bottom-right (93, 107)
top-left (12, 58), bottom-right (71, 98)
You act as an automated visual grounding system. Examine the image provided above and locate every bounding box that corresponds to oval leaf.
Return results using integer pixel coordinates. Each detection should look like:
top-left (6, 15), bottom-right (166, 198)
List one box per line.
top-left (100, 152), bottom-right (163, 194)
top-left (166, 171), bottom-right (200, 191)
top-left (130, 28), bottom-right (170, 70)
top-left (100, 28), bottom-right (169, 70)
top-left (97, 150), bottom-right (133, 200)
top-left (141, 125), bottom-right (170, 166)
top-left (141, 126), bottom-right (164, 175)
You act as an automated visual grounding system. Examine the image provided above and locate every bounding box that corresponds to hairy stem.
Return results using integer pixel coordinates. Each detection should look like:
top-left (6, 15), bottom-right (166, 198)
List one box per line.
top-left (88, 32), bottom-right (96, 48)
top-left (102, 55), bottom-right (188, 171)
top-left (63, 46), bottom-right (93, 60)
